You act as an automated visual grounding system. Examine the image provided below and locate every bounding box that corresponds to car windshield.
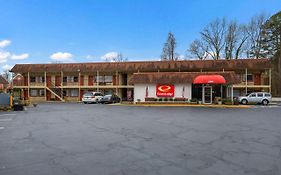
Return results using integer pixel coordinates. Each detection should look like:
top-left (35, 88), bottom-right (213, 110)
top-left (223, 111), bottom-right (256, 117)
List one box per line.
top-left (104, 95), bottom-right (112, 98)
top-left (83, 93), bottom-right (93, 96)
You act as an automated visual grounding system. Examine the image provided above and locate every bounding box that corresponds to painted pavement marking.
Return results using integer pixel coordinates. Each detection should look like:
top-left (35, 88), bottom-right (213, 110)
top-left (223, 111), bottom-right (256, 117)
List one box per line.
top-left (0, 114), bottom-right (16, 117)
top-left (0, 118), bottom-right (12, 122)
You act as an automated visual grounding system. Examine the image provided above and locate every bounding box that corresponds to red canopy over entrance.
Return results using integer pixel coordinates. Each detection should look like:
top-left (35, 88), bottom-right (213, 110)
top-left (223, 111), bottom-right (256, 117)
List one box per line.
top-left (193, 75), bottom-right (226, 84)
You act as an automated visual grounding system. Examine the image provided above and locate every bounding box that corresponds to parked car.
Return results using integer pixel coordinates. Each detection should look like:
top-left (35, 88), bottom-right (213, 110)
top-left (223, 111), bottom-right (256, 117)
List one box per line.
top-left (238, 92), bottom-right (272, 105)
top-left (82, 92), bottom-right (103, 104)
top-left (99, 94), bottom-right (121, 104)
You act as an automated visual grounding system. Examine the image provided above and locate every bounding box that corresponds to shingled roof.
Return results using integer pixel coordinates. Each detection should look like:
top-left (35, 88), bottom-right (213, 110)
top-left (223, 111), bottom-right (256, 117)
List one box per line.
top-left (128, 72), bottom-right (240, 84)
top-left (0, 75), bottom-right (9, 85)
top-left (10, 59), bottom-right (271, 73)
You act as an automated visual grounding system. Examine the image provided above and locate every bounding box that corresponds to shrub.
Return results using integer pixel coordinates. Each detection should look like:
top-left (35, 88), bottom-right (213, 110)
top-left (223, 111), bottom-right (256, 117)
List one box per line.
top-left (190, 98), bottom-right (198, 103)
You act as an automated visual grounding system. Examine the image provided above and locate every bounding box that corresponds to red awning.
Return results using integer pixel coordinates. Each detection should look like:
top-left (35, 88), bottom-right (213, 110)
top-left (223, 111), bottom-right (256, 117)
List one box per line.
top-left (193, 75), bottom-right (226, 84)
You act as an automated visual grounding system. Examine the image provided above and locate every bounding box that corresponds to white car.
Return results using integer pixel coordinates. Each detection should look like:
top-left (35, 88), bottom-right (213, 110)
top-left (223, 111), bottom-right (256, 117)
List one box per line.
top-left (82, 92), bottom-right (103, 104)
top-left (238, 92), bottom-right (272, 105)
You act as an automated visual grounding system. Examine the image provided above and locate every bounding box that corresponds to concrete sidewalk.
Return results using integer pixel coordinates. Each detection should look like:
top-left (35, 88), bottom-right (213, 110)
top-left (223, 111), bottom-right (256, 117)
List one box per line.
top-left (272, 97), bottom-right (281, 102)
top-left (112, 103), bottom-right (252, 108)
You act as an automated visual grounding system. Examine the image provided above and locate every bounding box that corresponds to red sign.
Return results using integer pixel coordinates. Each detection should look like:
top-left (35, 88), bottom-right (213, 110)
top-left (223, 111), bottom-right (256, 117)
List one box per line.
top-left (156, 85), bottom-right (174, 97)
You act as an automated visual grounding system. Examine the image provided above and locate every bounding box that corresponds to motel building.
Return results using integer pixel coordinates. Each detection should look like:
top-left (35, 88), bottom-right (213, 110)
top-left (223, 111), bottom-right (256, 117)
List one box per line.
top-left (10, 59), bottom-right (271, 104)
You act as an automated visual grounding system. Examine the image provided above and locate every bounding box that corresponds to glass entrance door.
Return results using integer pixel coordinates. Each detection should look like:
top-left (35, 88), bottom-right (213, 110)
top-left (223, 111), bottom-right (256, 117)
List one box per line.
top-left (203, 86), bottom-right (212, 104)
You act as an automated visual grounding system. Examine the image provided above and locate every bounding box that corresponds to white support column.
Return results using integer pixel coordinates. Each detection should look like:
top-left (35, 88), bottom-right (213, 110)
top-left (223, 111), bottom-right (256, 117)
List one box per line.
top-left (27, 72), bottom-right (30, 100)
top-left (220, 84), bottom-right (223, 100)
top-left (269, 68), bottom-right (272, 93)
top-left (245, 68), bottom-right (248, 95)
top-left (78, 71), bottom-right (81, 101)
top-left (202, 84), bottom-right (204, 104)
top-left (231, 85), bottom-right (234, 103)
top-left (116, 71), bottom-right (118, 95)
top-left (45, 72), bottom-right (47, 101)
top-left (61, 71), bottom-right (63, 99)
top-left (97, 70), bottom-right (99, 92)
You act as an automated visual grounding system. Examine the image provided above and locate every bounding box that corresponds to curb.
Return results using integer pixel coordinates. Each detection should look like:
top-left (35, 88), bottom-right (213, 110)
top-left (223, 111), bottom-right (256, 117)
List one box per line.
top-left (109, 103), bottom-right (251, 108)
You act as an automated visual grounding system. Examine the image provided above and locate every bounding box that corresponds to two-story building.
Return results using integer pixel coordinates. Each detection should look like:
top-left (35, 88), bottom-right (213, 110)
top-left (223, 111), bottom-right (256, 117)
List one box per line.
top-left (10, 59), bottom-right (271, 104)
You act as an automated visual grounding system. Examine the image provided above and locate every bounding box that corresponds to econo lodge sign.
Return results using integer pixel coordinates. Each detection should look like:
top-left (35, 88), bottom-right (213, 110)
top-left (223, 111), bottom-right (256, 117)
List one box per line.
top-left (156, 85), bottom-right (174, 97)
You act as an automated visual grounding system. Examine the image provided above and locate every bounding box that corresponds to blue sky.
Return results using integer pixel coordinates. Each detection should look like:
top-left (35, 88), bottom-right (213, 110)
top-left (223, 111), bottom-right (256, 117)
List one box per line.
top-left (0, 0), bottom-right (280, 71)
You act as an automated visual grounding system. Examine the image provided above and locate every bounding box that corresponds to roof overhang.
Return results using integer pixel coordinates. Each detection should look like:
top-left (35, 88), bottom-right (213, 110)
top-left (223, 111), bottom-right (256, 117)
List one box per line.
top-left (128, 72), bottom-right (239, 85)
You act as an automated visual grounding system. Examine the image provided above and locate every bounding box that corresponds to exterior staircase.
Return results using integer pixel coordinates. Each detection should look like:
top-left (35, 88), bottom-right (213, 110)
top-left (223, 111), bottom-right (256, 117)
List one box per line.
top-left (46, 80), bottom-right (65, 102)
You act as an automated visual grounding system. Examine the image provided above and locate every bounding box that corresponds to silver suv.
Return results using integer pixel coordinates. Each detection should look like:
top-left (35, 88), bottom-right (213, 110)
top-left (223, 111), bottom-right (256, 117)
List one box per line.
top-left (82, 92), bottom-right (103, 104)
top-left (238, 92), bottom-right (272, 105)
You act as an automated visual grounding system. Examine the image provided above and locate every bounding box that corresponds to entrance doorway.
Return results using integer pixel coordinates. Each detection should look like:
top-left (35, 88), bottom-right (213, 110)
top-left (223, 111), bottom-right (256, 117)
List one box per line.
top-left (203, 85), bottom-right (212, 104)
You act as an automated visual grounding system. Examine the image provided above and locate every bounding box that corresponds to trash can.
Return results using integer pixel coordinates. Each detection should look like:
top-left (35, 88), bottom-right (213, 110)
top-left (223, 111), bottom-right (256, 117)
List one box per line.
top-left (13, 104), bottom-right (24, 111)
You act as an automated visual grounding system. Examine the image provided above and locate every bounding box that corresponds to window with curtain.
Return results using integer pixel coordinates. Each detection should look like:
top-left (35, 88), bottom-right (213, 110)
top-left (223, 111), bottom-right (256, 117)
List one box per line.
top-left (39, 89), bottom-right (45, 96)
top-left (104, 76), bottom-right (113, 83)
top-left (30, 89), bottom-right (38, 96)
top-left (70, 89), bottom-right (78, 97)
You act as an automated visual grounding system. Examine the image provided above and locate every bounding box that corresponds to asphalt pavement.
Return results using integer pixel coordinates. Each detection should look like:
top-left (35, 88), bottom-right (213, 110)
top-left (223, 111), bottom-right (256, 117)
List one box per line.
top-left (0, 103), bottom-right (281, 175)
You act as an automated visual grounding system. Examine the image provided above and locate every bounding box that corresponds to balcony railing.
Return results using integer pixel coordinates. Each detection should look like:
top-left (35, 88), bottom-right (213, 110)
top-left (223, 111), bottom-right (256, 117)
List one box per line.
top-left (29, 82), bottom-right (45, 86)
top-left (62, 82), bottom-right (79, 86)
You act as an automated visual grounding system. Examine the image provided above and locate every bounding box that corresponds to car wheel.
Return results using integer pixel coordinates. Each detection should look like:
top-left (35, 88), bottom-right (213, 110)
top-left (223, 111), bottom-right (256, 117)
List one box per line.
top-left (241, 99), bottom-right (248, 105)
top-left (262, 99), bottom-right (269, 105)
top-left (83, 102), bottom-right (87, 104)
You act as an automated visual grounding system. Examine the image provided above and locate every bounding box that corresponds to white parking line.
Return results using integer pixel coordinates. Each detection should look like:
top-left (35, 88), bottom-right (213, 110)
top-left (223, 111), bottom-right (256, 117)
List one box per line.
top-left (253, 105), bottom-right (280, 108)
top-left (0, 127), bottom-right (4, 129)
top-left (0, 114), bottom-right (16, 117)
top-left (0, 118), bottom-right (12, 122)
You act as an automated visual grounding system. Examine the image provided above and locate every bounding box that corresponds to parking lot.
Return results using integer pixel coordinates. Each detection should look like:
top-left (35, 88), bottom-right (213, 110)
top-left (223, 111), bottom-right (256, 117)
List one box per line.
top-left (0, 103), bottom-right (281, 175)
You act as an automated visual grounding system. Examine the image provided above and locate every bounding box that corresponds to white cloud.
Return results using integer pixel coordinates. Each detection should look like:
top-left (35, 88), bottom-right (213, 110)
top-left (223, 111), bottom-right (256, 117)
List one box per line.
top-left (0, 51), bottom-right (11, 63)
top-left (10, 53), bottom-right (29, 60)
top-left (101, 52), bottom-right (119, 62)
top-left (50, 52), bottom-right (73, 62)
top-left (177, 55), bottom-right (185, 60)
top-left (1, 64), bottom-right (13, 71)
top-left (0, 40), bottom-right (11, 48)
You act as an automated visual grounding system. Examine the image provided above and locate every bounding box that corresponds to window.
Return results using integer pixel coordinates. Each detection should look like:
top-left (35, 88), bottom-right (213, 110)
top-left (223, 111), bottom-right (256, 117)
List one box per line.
top-left (96, 75), bottom-right (112, 84)
top-left (247, 74), bottom-right (253, 81)
top-left (265, 93), bottom-right (271, 97)
top-left (30, 77), bottom-right (36, 83)
top-left (257, 93), bottom-right (263, 97)
top-left (96, 76), bottom-right (104, 82)
top-left (94, 93), bottom-right (103, 96)
top-left (68, 76), bottom-right (74, 82)
top-left (70, 89), bottom-right (78, 97)
top-left (36, 76), bottom-right (45, 83)
top-left (104, 76), bottom-right (112, 83)
top-left (73, 76), bottom-right (78, 82)
top-left (39, 89), bottom-right (45, 96)
top-left (242, 74), bottom-right (253, 82)
top-left (63, 77), bottom-right (67, 83)
top-left (249, 93), bottom-right (256, 97)
top-left (30, 89), bottom-right (38, 97)
top-left (63, 76), bottom-right (78, 83)
top-left (63, 90), bottom-right (68, 97)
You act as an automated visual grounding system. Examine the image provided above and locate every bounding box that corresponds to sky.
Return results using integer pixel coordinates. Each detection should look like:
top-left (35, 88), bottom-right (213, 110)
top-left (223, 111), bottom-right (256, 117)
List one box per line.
top-left (0, 0), bottom-right (281, 72)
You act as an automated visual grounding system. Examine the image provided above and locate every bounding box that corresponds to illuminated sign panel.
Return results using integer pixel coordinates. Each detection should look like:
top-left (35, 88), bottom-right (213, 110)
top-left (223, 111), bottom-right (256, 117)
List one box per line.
top-left (156, 85), bottom-right (174, 97)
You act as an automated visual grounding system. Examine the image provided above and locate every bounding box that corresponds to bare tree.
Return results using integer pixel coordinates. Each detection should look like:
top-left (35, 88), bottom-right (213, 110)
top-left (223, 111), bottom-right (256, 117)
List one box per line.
top-left (234, 25), bottom-right (249, 59)
top-left (246, 13), bottom-right (267, 59)
top-left (114, 53), bottom-right (128, 62)
top-left (188, 39), bottom-right (209, 60)
top-left (1, 70), bottom-right (12, 82)
top-left (224, 21), bottom-right (238, 59)
top-left (200, 18), bottom-right (227, 60)
top-left (161, 32), bottom-right (177, 61)
top-left (224, 21), bottom-right (249, 59)
top-left (104, 52), bottom-right (128, 62)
